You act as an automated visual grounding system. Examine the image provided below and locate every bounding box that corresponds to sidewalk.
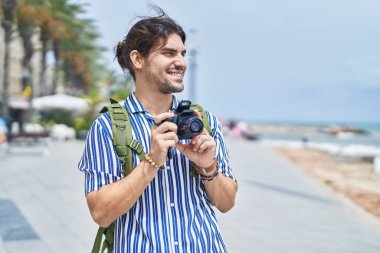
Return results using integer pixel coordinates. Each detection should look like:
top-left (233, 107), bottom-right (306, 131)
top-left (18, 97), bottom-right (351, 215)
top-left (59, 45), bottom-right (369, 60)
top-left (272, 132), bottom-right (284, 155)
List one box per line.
top-left (219, 138), bottom-right (380, 252)
top-left (0, 139), bottom-right (380, 252)
top-left (0, 141), bottom-right (97, 253)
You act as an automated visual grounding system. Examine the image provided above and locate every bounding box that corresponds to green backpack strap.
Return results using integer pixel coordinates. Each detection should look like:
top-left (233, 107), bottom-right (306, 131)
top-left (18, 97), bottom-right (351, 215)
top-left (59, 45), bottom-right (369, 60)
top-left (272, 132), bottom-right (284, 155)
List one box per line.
top-left (100, 98), bottom-right (146, 175)
top-left (92, 224), bottom-right (114, 253)
top-left (92, 98), bottom-right (147, 253)
top-left (189, 104), bottom-right (213, 176)
top-left (190, 104), bottom-right (212, 135)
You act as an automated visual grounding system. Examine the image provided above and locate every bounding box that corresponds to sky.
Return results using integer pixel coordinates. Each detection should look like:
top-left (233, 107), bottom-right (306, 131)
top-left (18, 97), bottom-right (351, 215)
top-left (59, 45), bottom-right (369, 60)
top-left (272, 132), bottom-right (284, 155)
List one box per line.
top-left (82, 0), bottom-right (380, 123)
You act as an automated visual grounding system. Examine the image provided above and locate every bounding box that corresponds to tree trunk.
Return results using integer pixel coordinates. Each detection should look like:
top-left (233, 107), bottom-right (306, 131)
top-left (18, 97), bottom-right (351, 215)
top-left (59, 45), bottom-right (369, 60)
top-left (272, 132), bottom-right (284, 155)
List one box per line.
top-left (1, 0), bottom-right (17, 119)
top-left (39, 33), bottom-right (48, 96)
top-left (1, 25), bottom-right (12, 118)
top-left (51, 39), bottom-right (60, 94)
top-left (18, 24), bottom-right (35, 100)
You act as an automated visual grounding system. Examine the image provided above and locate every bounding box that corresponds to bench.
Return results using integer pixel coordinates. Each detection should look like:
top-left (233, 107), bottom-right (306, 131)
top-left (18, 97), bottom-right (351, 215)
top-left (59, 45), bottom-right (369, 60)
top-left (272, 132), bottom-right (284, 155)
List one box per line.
top-left (6, 132), bottom-right (51, 154)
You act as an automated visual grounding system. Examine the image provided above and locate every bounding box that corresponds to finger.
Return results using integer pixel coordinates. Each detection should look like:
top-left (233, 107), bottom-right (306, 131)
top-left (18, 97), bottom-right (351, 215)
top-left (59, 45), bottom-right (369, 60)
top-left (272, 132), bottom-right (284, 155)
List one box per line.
top-left (164, 139), bottom-right (178, 148)
top-left (193, 110), bottom-right (201, 119)
top-left (175, 142), bottom-right (185, 153)
top-left (198, 140), bottom-right (215, 153)
top-left (159, 131), bottom-right (179, 142)
top-left (154, 112), bottom-right (175, 126)
top-left (155, 138), bottom-right (178, 150)
top-left (155, 122), bottom-right (178, 134)
top-left (175, 142), bottom-right (191, 155)
top-left (193, 135), bottom-right (210, 151)
top-left (190, 134), bottom-right (201, 144)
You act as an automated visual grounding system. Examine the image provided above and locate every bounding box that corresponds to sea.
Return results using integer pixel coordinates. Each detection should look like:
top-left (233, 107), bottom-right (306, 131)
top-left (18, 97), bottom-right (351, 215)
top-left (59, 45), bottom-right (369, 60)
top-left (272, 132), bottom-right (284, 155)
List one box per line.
top-left (253, 121), bottom-right (380, 158)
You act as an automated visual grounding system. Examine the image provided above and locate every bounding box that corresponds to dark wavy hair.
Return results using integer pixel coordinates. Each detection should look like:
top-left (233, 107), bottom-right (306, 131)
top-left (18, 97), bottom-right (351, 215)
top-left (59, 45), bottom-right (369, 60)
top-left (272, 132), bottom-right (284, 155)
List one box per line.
top-left (115, 9), bottom-right (186, 80)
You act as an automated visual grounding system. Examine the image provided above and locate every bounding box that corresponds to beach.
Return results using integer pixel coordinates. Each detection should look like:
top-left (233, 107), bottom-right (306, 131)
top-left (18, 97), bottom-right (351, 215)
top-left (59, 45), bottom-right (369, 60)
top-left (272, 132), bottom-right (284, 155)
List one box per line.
top-left (239, 121), bottom-right (380, 219)
top-left (275, 147), bottom-right (380, 218)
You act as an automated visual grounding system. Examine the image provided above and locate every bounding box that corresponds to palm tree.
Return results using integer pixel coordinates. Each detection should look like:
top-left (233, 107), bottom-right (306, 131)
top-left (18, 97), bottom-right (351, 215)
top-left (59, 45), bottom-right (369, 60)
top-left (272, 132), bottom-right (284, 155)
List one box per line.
top-left (36, 0), bottom-right (77, 95)
top-left (3, 0), bottom-right (111, 105)
top-left (60, 17), bottom-right (103, 92)
top-left (0, 0), bottom-right (17, 117)
top-left (16, 0), bottom-right (38, 100)
top-left (33, 0), bottom-right (51, 96)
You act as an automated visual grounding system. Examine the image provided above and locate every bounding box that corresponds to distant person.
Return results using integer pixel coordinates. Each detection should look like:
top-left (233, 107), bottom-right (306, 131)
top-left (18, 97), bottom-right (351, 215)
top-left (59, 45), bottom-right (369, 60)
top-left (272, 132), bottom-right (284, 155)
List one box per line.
top-left (78, 10), bottom-right (237, 253)
top-left (0, 116), bottom-right (7, 145)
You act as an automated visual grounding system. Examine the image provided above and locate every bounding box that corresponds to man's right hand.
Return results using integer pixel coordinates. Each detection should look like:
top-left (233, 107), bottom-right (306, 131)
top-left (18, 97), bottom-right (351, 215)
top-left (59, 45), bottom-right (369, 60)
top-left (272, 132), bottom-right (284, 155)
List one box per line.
top-left (149, 112), bottom-right (178, 167)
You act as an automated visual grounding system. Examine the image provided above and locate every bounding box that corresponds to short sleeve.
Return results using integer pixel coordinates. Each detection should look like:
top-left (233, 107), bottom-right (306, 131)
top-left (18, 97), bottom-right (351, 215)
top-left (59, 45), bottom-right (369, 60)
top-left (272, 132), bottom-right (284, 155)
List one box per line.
top-left (206, 112), bottom-right (237, 182)
top-left (78, 117), bottom-right (122, 195)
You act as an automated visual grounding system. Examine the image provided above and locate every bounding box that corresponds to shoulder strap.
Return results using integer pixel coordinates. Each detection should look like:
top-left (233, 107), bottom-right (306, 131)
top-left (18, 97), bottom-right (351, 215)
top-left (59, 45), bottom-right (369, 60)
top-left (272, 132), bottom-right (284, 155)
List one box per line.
top-left (92, 224), bottom-right (114, 253)
top-left (101, 98), bottom-right (146, 176)
top-left (190, 103), bottom-right (212, 135)
top-left (93, 98), bottom-right (147, 253)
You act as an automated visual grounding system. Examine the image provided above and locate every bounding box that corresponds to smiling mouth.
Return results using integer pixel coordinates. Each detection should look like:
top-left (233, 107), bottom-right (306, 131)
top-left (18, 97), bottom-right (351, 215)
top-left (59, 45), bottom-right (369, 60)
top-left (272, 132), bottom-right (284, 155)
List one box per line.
top-left (167, 71), bottom-right (184, 79)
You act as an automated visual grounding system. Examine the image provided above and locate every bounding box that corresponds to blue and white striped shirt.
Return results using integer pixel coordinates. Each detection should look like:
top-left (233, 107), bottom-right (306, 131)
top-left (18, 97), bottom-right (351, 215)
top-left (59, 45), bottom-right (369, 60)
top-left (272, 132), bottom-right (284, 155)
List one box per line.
top-left (78, 93), bottom-right (236, 253)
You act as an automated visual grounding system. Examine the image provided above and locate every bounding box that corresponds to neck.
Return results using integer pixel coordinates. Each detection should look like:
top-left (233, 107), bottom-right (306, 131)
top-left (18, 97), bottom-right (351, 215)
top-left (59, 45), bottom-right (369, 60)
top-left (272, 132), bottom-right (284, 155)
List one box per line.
top-left (134, 80), bottom-right (173, 117)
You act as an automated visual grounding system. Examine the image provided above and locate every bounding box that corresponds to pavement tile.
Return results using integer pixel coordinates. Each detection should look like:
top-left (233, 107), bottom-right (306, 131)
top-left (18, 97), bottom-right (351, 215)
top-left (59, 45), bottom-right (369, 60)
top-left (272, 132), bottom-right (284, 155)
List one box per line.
top-left (4, 239), bottom-right (51, 253)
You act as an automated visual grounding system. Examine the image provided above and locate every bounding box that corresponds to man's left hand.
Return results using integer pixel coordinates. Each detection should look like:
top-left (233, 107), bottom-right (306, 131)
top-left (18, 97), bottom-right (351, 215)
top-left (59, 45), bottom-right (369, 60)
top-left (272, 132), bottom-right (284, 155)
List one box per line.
top-left (175, 111), bottom-right (216, 168)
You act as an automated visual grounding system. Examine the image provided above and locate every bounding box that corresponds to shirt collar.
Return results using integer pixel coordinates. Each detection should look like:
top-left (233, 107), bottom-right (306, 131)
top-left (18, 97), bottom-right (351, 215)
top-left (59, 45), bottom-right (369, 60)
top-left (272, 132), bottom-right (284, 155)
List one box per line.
top-left (124, 92), bottom-right (179, 114)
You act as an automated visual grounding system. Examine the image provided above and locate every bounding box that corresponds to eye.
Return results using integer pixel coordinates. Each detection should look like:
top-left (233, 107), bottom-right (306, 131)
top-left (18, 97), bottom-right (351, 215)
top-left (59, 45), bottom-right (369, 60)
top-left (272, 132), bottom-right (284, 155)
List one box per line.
top-left (163, 51), bottom-right (175, 57)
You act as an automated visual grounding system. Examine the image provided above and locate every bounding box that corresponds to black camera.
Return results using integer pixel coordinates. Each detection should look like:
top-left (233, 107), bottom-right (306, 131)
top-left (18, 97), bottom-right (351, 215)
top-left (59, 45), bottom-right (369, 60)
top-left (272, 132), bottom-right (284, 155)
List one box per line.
top-left (162, 100), bottom-right (204, 140)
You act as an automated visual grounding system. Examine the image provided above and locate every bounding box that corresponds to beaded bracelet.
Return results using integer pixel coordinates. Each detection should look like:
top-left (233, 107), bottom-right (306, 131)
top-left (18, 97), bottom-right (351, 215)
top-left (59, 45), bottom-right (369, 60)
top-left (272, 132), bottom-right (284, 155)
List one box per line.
top-left (145, 154), bottom-right (162, 169)
top-left (200, 169), bottom-right (219, 181)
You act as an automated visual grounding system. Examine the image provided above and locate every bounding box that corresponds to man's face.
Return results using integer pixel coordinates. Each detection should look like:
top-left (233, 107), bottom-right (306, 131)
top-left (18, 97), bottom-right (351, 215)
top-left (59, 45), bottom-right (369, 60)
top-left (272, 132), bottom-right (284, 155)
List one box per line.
top-left (142, 33), bottom-right (187, 94)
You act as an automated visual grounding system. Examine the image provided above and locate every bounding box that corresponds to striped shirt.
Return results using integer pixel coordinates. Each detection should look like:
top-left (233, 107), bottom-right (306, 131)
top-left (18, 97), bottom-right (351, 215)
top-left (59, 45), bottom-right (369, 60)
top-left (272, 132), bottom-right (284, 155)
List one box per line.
top-left (78, 93), bottom-right (236, 253)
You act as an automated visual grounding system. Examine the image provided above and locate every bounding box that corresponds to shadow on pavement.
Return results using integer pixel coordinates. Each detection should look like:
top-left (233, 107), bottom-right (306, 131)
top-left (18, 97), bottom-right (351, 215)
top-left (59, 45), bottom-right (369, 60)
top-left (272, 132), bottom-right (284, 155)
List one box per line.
top-left (244, 180), bottom-right (339, 204)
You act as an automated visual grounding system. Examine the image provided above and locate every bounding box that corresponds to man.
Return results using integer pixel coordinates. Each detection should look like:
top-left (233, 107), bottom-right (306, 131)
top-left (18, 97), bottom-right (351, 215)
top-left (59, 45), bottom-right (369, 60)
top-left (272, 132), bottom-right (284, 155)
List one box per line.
top-left (78, 12), bottom-right (238, 253)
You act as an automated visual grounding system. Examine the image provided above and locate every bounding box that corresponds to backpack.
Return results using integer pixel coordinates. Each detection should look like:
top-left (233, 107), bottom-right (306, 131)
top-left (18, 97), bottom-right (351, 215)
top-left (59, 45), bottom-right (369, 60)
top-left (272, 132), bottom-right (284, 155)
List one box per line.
top-left (92, 98), bottom-right (212, 253)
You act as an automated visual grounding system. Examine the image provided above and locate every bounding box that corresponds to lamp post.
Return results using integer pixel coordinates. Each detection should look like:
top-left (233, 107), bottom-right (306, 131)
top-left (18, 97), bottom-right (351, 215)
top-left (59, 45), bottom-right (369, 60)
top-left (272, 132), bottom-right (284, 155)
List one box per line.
top-left (188, 29), bottom-right (198, 103)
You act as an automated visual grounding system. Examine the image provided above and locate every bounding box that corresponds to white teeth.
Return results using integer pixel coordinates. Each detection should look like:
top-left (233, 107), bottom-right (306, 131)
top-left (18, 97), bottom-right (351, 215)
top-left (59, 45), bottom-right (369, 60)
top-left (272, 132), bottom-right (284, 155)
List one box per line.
top-left (169, 73), bottom-right (182, 77)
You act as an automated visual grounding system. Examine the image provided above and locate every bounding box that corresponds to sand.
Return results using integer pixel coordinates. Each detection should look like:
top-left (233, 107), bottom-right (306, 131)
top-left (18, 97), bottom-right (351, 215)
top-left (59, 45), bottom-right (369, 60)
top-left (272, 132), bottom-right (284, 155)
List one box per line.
top-left (276, 147), bottom-right (380, 217)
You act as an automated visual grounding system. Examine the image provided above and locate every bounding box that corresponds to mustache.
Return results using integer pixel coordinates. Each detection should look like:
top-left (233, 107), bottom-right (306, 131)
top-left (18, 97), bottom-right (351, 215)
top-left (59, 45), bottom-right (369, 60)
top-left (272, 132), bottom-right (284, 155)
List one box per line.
top-left (168, 66), bottom-right (185, 71)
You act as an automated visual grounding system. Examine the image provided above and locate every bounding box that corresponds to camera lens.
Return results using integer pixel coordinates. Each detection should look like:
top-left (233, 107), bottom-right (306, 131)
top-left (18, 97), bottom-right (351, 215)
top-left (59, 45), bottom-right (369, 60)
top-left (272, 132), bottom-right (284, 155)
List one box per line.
top-left (188, 118), bottom-right (203, 134)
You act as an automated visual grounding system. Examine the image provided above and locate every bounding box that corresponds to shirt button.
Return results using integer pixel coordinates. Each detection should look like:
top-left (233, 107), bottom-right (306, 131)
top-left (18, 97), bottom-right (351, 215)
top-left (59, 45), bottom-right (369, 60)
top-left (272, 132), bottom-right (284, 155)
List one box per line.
top-left (166, 165), bottom-right (171, 170)
top-left (174, 241), bottom-right (179, 246)
top-left (170, 203), bottom-right (175, 207)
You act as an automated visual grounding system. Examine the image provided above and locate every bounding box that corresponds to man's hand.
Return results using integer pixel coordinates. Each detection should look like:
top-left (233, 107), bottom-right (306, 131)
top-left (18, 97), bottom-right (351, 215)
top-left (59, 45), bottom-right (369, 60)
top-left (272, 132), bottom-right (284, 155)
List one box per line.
top-left (175, 111), bottom-right (216, 168)
top-left (150, 112), bottom-right (178, 166)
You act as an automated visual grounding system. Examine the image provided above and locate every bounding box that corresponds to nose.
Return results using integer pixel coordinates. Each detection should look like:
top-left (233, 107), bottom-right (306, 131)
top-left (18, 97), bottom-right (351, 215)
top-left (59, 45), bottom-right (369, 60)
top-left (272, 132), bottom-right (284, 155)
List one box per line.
top-left (174, 54), bottom-right (187, 70)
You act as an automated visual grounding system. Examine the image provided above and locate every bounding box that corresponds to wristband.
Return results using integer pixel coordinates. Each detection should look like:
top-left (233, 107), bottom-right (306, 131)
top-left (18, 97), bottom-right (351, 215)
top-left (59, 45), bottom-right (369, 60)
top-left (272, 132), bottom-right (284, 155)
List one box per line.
top-left (194, 157), bottom-right (218, 180)
top-left (200, 169), bottom-right (219, 181)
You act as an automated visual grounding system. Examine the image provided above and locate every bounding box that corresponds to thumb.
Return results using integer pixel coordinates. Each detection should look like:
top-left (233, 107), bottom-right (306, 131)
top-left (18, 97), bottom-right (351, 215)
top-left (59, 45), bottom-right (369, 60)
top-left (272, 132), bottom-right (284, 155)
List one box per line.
top-left (175, 142), bottom-right (185, 153)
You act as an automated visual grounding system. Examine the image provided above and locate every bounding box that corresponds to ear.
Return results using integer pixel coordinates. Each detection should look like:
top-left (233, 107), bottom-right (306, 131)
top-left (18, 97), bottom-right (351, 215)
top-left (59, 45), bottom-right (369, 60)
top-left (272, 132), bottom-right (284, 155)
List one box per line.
top-left (130, 50), bottom-right (144, 69)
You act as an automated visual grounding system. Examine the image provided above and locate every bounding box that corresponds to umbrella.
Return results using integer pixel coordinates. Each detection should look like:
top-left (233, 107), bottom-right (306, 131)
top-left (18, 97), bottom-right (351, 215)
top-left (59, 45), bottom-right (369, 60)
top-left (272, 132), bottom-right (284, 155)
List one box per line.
top-left (9, 96), bottom-right (30, 110)
top-left (32, 94), bottom-right (89, 112)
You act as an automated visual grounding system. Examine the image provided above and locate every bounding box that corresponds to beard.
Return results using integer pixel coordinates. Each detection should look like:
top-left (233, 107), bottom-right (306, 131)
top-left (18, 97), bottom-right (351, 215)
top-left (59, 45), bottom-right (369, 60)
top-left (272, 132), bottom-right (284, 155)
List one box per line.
top-left (157, 80), bottom-right (184, 94)
top-left (145, 65), bottom-right (185, 94)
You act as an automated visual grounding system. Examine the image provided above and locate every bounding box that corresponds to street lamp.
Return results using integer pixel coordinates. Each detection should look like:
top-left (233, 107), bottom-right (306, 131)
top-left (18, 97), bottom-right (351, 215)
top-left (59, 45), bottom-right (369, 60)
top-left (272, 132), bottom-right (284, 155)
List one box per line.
top-left (188, 29), bottom-right (198, 102)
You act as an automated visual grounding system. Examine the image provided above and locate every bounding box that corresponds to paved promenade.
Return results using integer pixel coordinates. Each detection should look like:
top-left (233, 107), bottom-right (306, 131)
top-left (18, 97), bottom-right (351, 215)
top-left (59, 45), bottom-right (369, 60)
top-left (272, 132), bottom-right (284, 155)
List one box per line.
top-left (0, 138), bottom-right (380, 253)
